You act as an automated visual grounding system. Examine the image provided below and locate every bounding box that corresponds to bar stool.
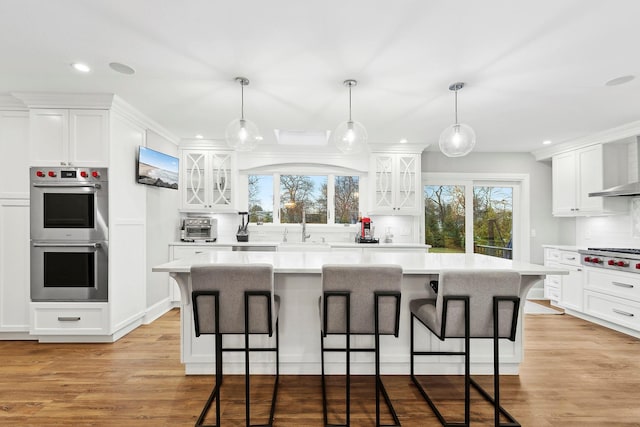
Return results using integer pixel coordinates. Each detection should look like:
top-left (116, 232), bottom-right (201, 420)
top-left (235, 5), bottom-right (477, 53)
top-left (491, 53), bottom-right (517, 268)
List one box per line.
top-left (410, 269), bottom-right (521, 427)
top-left (191, 263), bottom-right (280, 427)
top-left (319, 264), bottom-right (403, 427)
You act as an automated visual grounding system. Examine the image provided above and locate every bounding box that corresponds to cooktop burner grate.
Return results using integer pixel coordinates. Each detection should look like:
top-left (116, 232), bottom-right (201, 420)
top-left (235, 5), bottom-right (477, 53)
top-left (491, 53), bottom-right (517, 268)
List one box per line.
top-left (587, 248), bottom-right (640, 255)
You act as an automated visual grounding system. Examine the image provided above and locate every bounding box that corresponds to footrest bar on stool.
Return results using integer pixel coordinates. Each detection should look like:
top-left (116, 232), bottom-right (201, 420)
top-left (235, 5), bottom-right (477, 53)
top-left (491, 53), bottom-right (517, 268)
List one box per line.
top-left (469, 378), bottom-right (520, 427)
top-left (377, 378), bottom-right (401, 426)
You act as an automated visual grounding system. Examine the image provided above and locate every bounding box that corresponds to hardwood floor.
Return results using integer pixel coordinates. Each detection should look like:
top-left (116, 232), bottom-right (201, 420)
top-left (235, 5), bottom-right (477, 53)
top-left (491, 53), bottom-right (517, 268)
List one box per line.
top-left (2, 306), bottom-right (640, 426)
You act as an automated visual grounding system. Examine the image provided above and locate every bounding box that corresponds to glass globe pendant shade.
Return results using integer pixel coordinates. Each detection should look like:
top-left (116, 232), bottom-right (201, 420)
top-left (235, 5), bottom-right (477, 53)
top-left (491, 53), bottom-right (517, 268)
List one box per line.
top-left (225, 118), bottom-right (260, 151)
top-left (332, 120), bottom-right (368, 154)
top-left (438, 122), bottom-right (476, 157)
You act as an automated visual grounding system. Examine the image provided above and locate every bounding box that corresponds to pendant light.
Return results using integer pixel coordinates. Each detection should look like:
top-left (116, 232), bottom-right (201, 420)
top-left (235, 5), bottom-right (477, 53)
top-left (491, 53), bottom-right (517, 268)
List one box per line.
top-left (332, 79), bottom-right (367, 154)
top-left (225, 77), bottom-right (261, 151)
top-left (438, 82), bottom-right (476, 157)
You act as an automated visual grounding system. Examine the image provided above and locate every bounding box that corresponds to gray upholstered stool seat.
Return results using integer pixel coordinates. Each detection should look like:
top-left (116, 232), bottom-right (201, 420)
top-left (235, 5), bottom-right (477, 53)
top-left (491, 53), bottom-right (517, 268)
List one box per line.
top-left (410, 269), bottom-right (521, 427)
top-left (191, 263), bottom-right (280, 427)
top-left (319, 264), bottom-right (402, 427)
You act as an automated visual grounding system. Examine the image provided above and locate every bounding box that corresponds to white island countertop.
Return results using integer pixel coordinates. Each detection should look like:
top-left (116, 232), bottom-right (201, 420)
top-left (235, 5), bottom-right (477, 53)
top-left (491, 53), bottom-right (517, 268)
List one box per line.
top-left (153, 250), bottom-right (561, 276)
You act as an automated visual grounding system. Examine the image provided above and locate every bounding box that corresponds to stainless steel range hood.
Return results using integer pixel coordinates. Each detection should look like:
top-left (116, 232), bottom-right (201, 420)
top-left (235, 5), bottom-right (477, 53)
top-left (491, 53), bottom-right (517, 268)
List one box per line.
top-left (589, 181), bottom-right (640, 197)
top-left (589, 136), bottom-right (640, 197)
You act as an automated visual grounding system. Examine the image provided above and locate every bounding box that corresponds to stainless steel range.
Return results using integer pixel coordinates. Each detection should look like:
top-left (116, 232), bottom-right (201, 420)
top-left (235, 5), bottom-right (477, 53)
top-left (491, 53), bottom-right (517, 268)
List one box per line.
top-left (578, 248), bottom-right (640, 273)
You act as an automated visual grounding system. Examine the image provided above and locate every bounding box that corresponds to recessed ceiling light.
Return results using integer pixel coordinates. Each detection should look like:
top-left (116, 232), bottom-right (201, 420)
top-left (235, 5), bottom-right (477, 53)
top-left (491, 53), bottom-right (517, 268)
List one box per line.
top-left (542, 140), bottom-right (552, 145)
top-left (109, 62), bottom-right (135, 75)
top-left (605, 75), bottom-right (635, 86)
top-left (195, 134), bottom-right (203, 139)
top-left (399, 138), bottom-right (408, 144)
top-left (71, 62), bottom-right (91, 73)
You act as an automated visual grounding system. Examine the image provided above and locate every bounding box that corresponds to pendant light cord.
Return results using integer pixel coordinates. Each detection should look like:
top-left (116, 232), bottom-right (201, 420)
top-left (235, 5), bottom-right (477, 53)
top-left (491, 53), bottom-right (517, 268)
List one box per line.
top-left (240, 82), bottom-right (245, 120)
top-left (348, 84), bottom-right (352, 122)
top-left (454, 88), bottom-right (459, 125)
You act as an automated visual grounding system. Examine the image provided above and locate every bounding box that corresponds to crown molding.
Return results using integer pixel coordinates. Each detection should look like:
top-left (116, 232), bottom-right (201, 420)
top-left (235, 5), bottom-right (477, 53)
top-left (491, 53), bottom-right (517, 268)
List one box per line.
top-left (532, 120), bottom-right (640, 160)
top-left (0, 94), bottom-right (27, 110)
top-left (111, 95), bottom-right (179, 144)
top-left (11, 92), bottom-right (115, 109)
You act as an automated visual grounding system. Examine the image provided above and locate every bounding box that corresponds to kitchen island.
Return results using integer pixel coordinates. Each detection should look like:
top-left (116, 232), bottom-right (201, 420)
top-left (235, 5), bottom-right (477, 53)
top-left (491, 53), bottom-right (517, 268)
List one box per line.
top-left (152, 250), bottom-right (564, 375)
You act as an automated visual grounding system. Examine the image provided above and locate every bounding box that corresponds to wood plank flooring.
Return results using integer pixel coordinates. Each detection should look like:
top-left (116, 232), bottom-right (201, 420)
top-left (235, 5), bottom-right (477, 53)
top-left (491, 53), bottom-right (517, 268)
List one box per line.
top-left (1, 305), bottom-right (640, 426)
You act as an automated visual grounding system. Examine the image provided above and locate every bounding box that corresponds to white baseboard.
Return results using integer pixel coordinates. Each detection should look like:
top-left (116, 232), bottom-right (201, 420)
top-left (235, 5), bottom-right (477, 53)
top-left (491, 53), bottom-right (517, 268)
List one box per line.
top-left (144, 298), bottom-right (174, 324)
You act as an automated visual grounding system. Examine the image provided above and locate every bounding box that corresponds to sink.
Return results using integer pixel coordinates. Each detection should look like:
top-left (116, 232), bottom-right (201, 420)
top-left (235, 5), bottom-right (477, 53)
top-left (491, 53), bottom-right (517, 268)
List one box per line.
top-left (277, 242), bottom-right (330, 252)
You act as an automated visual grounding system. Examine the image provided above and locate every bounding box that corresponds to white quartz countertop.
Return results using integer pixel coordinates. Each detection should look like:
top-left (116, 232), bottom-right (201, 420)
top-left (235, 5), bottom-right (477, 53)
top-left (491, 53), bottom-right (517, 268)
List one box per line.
top-left (170, 241), bottom-right (430, 249)
top-left (542, 244), bottom-right (585, 251)
top-left (153, 251), bottom-right (566, 276)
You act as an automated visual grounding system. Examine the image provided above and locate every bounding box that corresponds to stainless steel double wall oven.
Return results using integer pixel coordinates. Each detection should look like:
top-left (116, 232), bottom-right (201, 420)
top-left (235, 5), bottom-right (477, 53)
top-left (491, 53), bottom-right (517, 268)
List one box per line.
top-left (30, 167), bottom-right (108, 301)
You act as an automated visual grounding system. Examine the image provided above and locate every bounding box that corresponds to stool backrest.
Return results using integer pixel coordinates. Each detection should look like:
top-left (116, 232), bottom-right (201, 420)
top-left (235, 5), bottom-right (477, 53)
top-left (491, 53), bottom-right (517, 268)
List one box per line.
top-left (437, 269), bottom-right (520, 339)
top-left (322, 264), bottom-right (402, 335)
top-left (191, 263), bottom-right (274, 335)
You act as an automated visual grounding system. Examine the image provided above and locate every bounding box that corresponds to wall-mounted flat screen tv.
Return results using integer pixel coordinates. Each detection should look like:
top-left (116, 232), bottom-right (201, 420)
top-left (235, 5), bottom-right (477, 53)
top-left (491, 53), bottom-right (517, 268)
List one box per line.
top-left (137, 146), bottom-right (179, 189)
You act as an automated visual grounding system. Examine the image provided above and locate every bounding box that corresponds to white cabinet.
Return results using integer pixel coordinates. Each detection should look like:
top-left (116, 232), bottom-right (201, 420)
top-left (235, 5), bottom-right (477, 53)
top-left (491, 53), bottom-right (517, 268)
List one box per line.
top-left (30, 303), bottom-right (109, 336)
top-left (558, 252), bottom-right (583, 312)
top-left (29, 109), bottom-right (109, 167)
top-left (180, 149), bottom-right (236, 211)
top-left (0, 111), bottom-right (30, 337)
top-left (370, 153), bottom-right (421, 215)
top-left (552, 144), bottom-right (627, 216)
top-left (543, 248), bottom-right (583, 311)
top-left (0, 199), bottom-right (30, 336)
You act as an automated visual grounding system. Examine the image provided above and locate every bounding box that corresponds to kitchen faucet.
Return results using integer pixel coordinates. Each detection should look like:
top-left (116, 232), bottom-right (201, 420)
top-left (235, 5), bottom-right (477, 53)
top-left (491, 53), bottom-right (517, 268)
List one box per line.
top-left (301, 209), bottom-right (310, 242)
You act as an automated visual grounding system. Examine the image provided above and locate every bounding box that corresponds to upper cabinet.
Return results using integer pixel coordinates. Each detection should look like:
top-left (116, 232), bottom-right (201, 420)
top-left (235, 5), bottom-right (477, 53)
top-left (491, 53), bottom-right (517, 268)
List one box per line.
top-left (369, 153), bottom-right (421, 215)
top-left (180, 148), bottom-right (236, 211)
top-left (552, 143), bottom-right (627, 216)
top-left (29, 109), bottom-right (109, 167)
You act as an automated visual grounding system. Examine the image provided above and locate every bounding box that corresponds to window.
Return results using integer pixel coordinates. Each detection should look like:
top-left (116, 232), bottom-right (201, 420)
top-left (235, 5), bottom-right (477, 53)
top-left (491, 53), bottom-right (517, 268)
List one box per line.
top-left (280, 175), bottom-right (327, 224)
top-left (423, 173), bottom-right (528, 261)
top-left (248, 173), bottom-right (360, 224)
top-left (248, 175), bottom-right (273, 223)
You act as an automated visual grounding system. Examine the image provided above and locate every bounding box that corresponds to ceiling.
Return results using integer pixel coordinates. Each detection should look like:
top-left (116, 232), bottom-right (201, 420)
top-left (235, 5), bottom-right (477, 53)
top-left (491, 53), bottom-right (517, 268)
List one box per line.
top-left (1, 0), bottom-right (640, 153)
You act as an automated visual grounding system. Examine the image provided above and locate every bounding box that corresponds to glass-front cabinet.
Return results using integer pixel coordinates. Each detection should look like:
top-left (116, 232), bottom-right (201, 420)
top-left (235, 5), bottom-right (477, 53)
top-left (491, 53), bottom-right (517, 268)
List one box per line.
top-left (180, 149), bottom-right (235, 211)
top-left (370, 153), bottom-right (421, 215)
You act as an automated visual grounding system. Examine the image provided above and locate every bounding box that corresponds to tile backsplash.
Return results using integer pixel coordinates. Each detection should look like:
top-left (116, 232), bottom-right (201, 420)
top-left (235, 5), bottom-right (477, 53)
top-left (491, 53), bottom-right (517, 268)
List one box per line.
top-left (576, 199), bottom-right (640, 248)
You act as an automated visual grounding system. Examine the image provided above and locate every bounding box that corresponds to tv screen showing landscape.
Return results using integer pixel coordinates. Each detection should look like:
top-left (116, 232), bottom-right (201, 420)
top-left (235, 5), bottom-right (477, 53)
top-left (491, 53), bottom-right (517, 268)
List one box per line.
top-left (137, 146), bottom-right (179, 189)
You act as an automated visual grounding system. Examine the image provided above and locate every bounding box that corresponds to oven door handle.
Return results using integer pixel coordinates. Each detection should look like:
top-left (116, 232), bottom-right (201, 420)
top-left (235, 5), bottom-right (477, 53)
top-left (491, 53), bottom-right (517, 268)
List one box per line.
top-left (32, 183), bottom-right (102, 189)
top-left (32, 242), bottom-right (102, 248)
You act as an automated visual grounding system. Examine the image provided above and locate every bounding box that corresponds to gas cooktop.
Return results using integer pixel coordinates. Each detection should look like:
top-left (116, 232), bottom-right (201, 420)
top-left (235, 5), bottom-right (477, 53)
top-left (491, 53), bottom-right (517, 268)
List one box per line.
top-left (587, 248), bottom-right (640, 255)
top-left (579, 248), bottom-right (640, 272)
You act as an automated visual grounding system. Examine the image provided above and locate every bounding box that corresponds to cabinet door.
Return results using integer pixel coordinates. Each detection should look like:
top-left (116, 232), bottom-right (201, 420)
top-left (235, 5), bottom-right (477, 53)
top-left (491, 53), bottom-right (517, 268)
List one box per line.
top-left (394, 154), bottom-right (420, 214)
top-left (29, 109), bottom-right (69, 166)
top-left (209, 151), bottom-right (234, 210)
top-left (372, 154), bottom-right (395, 213)
top-left (69, 109), bottom-right (109, 166)
top-left (560, 265), bottom-right (583, 312)
top-left (0, 199), bottom-right (30, 333)
top-left (181, 150), bottom-right (210, 209)
top-left (576, 145), bottom-right (604, 213)
top-left (552, 151), bottom-right (577, 215)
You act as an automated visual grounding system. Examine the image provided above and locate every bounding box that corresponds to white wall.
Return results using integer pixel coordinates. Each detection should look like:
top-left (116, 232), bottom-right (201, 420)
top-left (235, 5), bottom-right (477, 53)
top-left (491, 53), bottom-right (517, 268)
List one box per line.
top-left (145, 130), bottom-right (180, 312)
top-left (422, 151), bottom-right (567, 265)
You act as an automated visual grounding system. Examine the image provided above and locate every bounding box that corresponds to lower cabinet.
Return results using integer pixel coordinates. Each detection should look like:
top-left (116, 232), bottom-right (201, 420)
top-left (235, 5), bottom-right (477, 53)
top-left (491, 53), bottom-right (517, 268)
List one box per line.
top-left (544, 246), bottom-right (640, 336)
top-left (30, 303), bottom-right (109, 336)
top-left (543, 248), bottom-right (583, 309)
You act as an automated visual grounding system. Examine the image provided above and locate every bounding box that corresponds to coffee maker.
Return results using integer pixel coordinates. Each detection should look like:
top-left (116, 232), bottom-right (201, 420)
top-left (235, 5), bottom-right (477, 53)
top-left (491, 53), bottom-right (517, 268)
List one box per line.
top-left (356, 217), bottom-right (378, 243)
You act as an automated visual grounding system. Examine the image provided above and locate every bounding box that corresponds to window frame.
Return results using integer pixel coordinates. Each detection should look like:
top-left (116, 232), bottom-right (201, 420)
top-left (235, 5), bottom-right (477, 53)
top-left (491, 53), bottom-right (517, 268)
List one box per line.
top-left (242, 167), bottom-right (364, 226)
top-left (422, 172), bottom-right (530, 262)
